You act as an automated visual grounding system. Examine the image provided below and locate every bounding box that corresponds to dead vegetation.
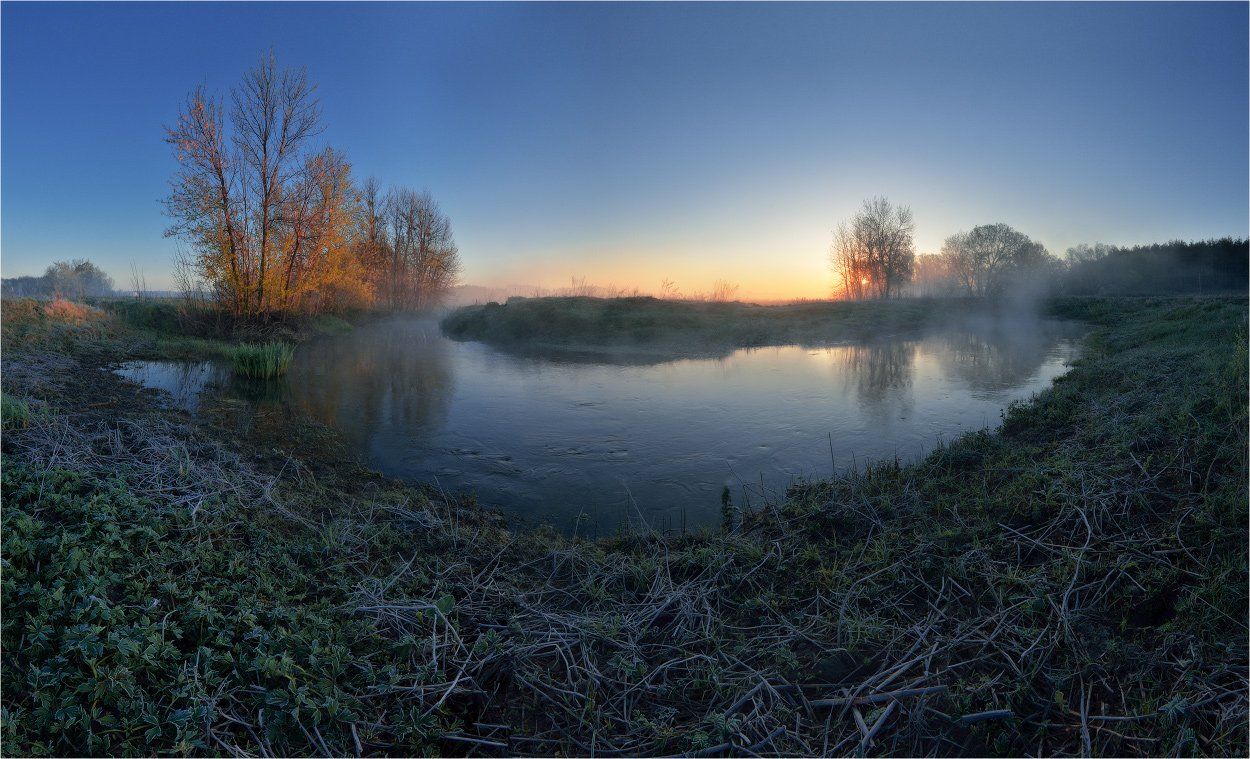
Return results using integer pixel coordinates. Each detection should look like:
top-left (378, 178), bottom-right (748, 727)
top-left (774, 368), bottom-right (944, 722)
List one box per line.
top-left (2, 296), bottom-right (1246, 756)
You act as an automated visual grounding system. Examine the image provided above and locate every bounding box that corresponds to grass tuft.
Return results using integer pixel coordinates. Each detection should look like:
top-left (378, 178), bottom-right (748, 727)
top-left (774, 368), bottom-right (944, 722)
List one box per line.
top-left (311, 314), bottom-right (354, 335)
top-left (1, 393), bottom-right (33, 428)
top-left (228, 342), bottom-right (295, 379)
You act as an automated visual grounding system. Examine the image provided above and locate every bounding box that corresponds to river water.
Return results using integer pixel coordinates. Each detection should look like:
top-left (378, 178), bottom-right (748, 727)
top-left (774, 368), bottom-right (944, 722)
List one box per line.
top-left (117, 317), bottom-right (1082, 534)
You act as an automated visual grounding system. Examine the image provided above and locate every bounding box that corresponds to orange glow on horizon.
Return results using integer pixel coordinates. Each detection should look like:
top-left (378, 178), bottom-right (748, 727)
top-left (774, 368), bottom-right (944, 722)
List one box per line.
top-left (473, 253), bottom-right (836, 303)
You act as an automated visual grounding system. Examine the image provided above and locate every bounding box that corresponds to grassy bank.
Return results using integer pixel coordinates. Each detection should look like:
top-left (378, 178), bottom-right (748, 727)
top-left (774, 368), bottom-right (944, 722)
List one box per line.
top-left (0, 296), bottom-right (361, 363)
top-left (1, 296), bottom-right (1246, 756)
top-left (440, 296), bottom-right (1018, 358)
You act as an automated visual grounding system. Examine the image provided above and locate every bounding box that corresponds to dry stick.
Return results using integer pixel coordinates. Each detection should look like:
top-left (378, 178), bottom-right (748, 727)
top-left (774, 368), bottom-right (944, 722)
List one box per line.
top-left (1079, 680), bottom-right (1093, 758)
top-left (810, 685), bottom-right (948, 709)
top-left (443, 733), bottom-right (509, 750)
top-left (350, 723), bottom-right (363, 756)
top-left (747, 725), bottom-right (787, 753)
top-left (725, 681), bottom-right (767, 718)
top-left (860, 700), bottom-right (899, 753)
top-left (959, 709), bottom-right (1013, 725)
top-left (851, 707), bottom-right (871, 743)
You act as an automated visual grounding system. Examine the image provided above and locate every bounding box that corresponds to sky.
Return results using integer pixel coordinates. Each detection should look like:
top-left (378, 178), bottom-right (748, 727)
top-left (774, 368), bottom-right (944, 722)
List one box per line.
top-left (3, 2), bottom-right (1247, 299)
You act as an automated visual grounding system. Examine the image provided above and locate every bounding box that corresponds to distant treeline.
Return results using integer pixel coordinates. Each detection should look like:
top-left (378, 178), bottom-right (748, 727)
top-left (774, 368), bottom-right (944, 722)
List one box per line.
top-left (1, 260), bottom-right (114, 299)
top-left (1058, 238), bottom-right (1248, 296)
top-left (835, 198), bottom-right (1246, 301)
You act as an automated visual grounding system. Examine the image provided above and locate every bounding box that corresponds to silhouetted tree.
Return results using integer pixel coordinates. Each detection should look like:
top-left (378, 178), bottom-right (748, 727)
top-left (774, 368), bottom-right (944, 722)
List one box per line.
top-left (940, 223), bottom-right (1051, 297)
top-left (908, 253), bottom-right (960, 297)
top-left (1064, 243), bottom-right (1117, 267)
top-left (831, 197), bottom-right (915, 299)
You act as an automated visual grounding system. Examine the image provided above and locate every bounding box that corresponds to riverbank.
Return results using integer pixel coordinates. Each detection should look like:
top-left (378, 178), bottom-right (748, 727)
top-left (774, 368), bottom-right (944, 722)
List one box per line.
top-left (2, 296), bottom-right (1246, 755)
top-left (441, 295), bottom-right (1084, 359)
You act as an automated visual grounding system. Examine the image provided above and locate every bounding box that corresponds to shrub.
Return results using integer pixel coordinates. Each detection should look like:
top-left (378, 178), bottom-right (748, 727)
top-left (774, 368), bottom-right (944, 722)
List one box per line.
top-left (42, 297), bottom-right (101, 324)
top-left (229, 342), bottom-right (295, 379)
top-left (2, 297), bottom-right (113, 351)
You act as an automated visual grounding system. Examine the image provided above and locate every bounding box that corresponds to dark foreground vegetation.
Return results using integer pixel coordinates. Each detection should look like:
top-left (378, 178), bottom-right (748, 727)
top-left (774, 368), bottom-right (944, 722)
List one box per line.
top-left (1, 294), bottom-right (1246, 756)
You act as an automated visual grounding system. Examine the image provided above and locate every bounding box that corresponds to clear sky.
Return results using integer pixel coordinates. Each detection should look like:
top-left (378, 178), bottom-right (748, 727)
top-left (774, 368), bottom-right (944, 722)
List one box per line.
top-left (3, 2), bottom-right (1247, 299)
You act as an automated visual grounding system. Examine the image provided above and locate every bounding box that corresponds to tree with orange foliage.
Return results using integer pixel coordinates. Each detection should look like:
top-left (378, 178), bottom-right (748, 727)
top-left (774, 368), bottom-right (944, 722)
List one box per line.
top-left (164, 54), bottom-right (368, 318)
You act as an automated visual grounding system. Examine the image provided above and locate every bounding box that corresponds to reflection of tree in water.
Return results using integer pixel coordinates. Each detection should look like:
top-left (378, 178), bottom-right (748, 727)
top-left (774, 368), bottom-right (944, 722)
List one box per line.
top-left (837, 339), bottom-right (918, 417)
top-left (280, 318), bottom-right (456, 452)
top-left (930, 320), bottom-right (1066, 393)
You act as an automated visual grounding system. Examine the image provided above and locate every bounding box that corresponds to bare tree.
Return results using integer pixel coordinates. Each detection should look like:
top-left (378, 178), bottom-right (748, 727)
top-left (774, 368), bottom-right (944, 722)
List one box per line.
top-left (355, 177), bottom-right (389, 299)
top-left (830, 197), bottom-right (915, 299)
top-left (128, 261), bottom-right (148, 299)
top-left (1064, 243), bottom-right (1116, 267)
top-left (831, 222), bottom-right (871, 300)
top-left (941, 223), bottom-right (1051, 297)
top-left (231, 54), bottom-right (322, 313)
top-left (380, 187), bottom-right (461, 310)
top-left (908, 253), bottom-right (959, 297)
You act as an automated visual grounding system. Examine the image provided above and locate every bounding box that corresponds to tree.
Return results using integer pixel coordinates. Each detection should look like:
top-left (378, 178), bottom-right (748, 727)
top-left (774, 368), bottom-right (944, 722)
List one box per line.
top-left (1, 260), bottom-right (113, 298)
top-left (909, 253), bottom-right (959, 297)
top-left (830, 197), bottom-right (915, 299)
top-left (278, 147), bottom-right (371, 312)
top-left (379, 187), bottom-right (461, 310)
top-left (355, 177), bottom-right (390, 302)
top-left (45, 260), bottom-right (114, 298)
top-left (1064, 243), bottom-right (1116, 267)
top-left (941, 223), bottom-right (1051, 297)
top-left (164, 53), bottom-right (362, 317)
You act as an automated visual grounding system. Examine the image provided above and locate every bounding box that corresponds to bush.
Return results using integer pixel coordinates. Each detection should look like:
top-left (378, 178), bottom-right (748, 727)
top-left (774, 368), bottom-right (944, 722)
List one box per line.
top-left (42, 297), bottom-right (101, 324)
top-left (2, 297), bottom-right (114, 351)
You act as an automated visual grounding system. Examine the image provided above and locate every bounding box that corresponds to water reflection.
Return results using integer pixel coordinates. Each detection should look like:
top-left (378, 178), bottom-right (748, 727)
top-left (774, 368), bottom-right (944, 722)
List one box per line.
top-left (933, 319), bottom-right (1068, 394)
top-left (115, 316), bottom-right (1082, 533)
top-left (836, 340), bottom-right (917, 420)
top-left (288, 318), bottom-right (456, 453)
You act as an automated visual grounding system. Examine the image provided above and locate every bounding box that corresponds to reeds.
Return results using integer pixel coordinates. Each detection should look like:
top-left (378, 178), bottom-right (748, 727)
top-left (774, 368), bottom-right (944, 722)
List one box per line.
top-left (228, 341), bottom-right (294, 379)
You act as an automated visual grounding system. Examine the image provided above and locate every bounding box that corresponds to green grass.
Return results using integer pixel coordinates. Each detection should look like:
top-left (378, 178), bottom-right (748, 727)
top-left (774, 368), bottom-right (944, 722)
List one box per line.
top-left (0, 298), bottom-right (115, 353)
top-left (5, 296), bottom-right (368, 365)
top-left (228, 342), bottom-right (295, 379)
top-left (1, 393), bottom-right (33, 428)
top-left (310, 313), bottom-right (354, 336)
top-left (2, 295), bottom-right (1246, 756)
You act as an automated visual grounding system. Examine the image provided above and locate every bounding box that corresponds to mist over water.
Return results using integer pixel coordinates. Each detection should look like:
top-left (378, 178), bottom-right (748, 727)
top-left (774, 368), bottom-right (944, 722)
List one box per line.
top-left (117, 316), bottom-right (1083, 534)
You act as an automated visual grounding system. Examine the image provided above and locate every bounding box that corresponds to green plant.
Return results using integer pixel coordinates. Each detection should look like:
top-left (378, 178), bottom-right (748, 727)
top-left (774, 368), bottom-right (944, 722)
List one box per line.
top-left (228, 342), bottom-right (295, 379)
top-left (1, 393), bottom-right (33, 428)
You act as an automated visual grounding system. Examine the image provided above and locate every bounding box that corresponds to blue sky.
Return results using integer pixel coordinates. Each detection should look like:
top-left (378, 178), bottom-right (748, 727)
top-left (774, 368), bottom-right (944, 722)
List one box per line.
top-left (3, 2), bottom-right (1247, 297)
